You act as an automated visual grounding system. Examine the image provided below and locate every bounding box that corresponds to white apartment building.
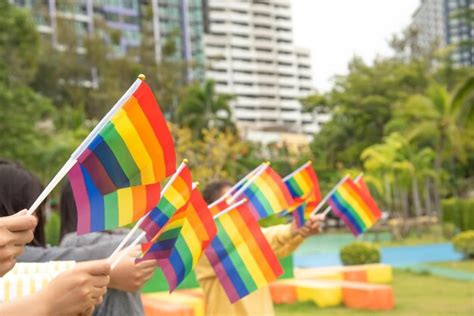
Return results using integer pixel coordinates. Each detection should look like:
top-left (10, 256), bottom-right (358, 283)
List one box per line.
top-left (204, 0), bottom-right (325, 144)
top-left (411, 0), bottom-right (446, 49)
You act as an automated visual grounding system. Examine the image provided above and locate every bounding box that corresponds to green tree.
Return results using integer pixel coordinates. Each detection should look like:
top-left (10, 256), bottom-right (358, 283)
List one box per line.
top-left (177, 80), bottom-right (235, 137)
top-left (0, 0), bottom-right (39, 86)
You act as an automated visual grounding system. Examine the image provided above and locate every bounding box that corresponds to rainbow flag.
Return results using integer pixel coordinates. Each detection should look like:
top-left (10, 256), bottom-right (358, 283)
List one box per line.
top-left (70, 80), bottom-right (175, 195)
top-left (139, 165), bottom-right (193, 241)
top-left (205, 203), bottom-right (283, 303)
top-left (68, 80), bottom-right (175, 233)
top-left (284, 162), bottom-right (321, 206)
top-left (140, 188), bottom-right (216, 291)
top-left (236, 166), bottom-right (294, 220)
top-left (328, 178), bottom-right (382, 236)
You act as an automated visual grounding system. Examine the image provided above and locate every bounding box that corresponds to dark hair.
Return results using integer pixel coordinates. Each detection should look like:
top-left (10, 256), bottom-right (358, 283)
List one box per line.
top-left (0, 159), bottom-right (46, 247)
top-left (59, 181), bottom-right (77, 242)
top-left (202, 180), bottom-right (232, 204)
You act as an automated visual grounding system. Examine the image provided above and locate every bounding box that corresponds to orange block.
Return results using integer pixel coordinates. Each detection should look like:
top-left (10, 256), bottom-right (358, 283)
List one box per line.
top-left (176, 288), bottom-right (204, 299)
top-left (142, 295), bottom-right (194, 316)
top-left (269, 282), bottom-right (298, 304)
top-left (343, 269), bottom-right (367, 282)
top-left (342, 283), bottom-right (394, 311)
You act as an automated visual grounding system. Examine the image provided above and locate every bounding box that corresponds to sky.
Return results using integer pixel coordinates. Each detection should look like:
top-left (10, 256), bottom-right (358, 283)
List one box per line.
top-left (291, 0), bottom-right (420, 92)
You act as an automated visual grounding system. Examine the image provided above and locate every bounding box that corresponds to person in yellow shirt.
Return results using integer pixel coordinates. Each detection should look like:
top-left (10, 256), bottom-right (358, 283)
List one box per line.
top-left (195, 180), bottom-right (323, 316)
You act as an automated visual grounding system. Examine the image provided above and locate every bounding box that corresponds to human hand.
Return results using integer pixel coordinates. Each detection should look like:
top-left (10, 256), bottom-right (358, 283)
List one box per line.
top-left (292, 214), bottom-right (324, 238)
top-left (38, 259), bottom-right (110, 315)
top-left (0, 210), bottom-right (37, 276)
top-left (109, 246), bottom-right (158, 292)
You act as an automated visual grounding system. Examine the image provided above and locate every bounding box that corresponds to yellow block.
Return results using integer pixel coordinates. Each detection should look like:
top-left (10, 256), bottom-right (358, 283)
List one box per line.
top-left (289, 280), bottom-right (343, 307)
top-left (294, 268), bottom-right (344, 281)
top-left (145, 292), bottom-right (204, 316)
top-left (365, 264), bottom-right (393, 284)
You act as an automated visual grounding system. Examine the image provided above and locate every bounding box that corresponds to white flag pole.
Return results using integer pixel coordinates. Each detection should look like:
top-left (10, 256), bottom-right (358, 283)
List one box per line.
top-left (213, 198), bottom-right (248, 220)
top-left (227, 162), bottom-right (270, 204)
top-left (282, 161), bottom-right (312, 182)
top-left (108, 160), bottom-right (188, 261)
top-left (310, 174), bottom-right (350, 217)
top-left (27, 75), bottom-right (145, 215)
top-left (208, 163), bottom-right (265, 209)
top-left (320, 173), bottom-right (363, 218)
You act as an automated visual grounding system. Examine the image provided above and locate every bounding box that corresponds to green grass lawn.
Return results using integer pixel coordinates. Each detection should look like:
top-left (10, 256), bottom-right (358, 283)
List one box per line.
top-left (430, 260), bottom-right (474, 273)
top-left (275, 269), bottom-right (474, 316)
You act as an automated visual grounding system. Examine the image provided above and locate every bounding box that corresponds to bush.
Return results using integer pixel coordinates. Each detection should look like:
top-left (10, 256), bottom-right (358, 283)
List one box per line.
top-left (442, 222), bottom-right (459, 239)
top-left (340, 241), bottom-right (381, 266)
top-left (452, 230), bottom-right (474, 258)
top-left (442, 198), bottom-right (474, 231)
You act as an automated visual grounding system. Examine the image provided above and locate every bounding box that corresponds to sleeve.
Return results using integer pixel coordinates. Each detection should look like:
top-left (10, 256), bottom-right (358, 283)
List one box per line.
top-left (17, 241), bottom-right (120, 262)
top-left (262, 224), bottom-right (305, 258)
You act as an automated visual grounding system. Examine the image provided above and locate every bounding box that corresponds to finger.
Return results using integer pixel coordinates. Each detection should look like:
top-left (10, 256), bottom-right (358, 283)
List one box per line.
top-left (136, 259), bottom-right (158, 269)
top-left (91, 275), bottom-right (110, 288)
top-left (9, 245), bottom-right (25, 258)
top-left (91, 285), bottom-right (107, 298)
top-left (11, 229), bottom-right (34, 245)
top-left (1, 215), bottom-right (37, 232)
top-left (76, 260), bottom-right (111, 276)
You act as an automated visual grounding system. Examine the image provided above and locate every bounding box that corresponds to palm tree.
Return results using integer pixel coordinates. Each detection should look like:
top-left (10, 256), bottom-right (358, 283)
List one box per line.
top-left (176, 80), bottom-right (235, 137)
top-left (385, 76), bottom-right (474, 213)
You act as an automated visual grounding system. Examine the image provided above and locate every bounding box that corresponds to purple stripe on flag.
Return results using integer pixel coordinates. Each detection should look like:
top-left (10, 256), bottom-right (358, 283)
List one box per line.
top-left (160, 259), bottom-right (179, 291)
top-left (328, 200), bottom-right (358, 236)
top-left (68, 164), bottom-right (91, 234)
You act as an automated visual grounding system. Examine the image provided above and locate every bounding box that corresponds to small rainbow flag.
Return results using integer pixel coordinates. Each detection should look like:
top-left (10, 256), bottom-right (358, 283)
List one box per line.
top-left (328, 178), bottom-right (382, 236)
top-left (236, 166), bottom-right (294, 220)
top-left (140, 188), bottom-right (216, 291)
top-left (70, 81), bottom-right (175, 195)
top-left (139, 165), bottom-right (193, 241)
top-left (284, 162), bottom-right (321, 206)
top-left (205, 203), bottom-right (283, 303)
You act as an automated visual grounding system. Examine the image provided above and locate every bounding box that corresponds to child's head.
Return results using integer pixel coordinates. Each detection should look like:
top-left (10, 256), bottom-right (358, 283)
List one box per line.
top-left (202, 180), bottom-right (232, 204)
top-left (59, 181), bottom-right (77, 241)
top-left (0, 159), bottom-right (46, 247)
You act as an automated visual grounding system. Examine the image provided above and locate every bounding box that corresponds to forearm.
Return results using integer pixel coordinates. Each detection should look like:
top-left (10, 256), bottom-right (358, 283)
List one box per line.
top-left (263, 224), bottom-right (305, 258)
top-left (0, 292), bottom-right (50, 316)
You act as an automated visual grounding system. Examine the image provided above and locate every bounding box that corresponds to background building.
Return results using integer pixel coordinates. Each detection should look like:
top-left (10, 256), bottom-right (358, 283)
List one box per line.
top-left (144, 0), bottom-right (207, 81)
top-left (204, 0), bottom-right (325, 144)
top-left (411, 0), bottom-right (473, 66)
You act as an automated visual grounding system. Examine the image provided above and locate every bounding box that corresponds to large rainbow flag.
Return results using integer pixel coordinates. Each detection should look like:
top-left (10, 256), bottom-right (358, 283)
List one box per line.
top-left (328, 178), bottom-right (382, 236)
top-left (139, 165), bottom-right (193, 241)
top-left (140, 188), bottom-right (216, 291)
top-left (68, 80), bottom-right (175, 233)
top-left (205, 203), bottom-right (283, 303)
top-left (235, 166), bottom-right (294, 220)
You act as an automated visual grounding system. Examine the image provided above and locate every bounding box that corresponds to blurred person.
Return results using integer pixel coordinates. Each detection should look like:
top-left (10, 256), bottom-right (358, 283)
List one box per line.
top-left (195, 180), bottom-right (323, 316)
top-left (0, 160), bottom-right (156, 316)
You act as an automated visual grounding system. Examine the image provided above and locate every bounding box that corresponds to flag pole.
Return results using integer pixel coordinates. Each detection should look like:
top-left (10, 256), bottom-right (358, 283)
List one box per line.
top-left (208, 163), bottom-right (265, 209)
top-left (227, 162), bottom-right (270, 204)
top-left (320, 173), bottom-right (363, 218)
top-left (282, 161), bottom-right (312, 182)
top-left (27, 75), bottom-right (145, 216)
top-left (310, 174), bottom-right (350, 216)
top-left (213, 199), bottom-right (248, 220)
top-left (108, 159), bottom-right (188, 261)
